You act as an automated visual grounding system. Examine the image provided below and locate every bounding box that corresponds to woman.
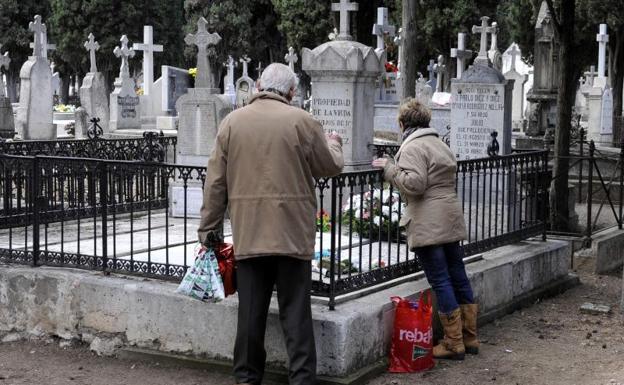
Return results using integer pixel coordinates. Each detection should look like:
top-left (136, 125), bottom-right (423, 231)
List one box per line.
top-left (372, 98), bottom-right (478, 361)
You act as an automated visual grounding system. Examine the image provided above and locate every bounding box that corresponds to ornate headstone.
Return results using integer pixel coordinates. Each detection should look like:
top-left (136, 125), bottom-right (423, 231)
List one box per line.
top-left (599, 87), bottom-right (613, 143)
top-left (303, 0), bottom-right (385, 168)
top-left (503, 43), bottom-right (528, 130)
top-left (0, 46), bottom-right (15, 139)
top-left (585, 24), bottom-right (612, 144)
top-left (235, 55), bottom-right (254, 108)
top-left (79, 33), bottom-right (110, 136)
top-left (472, 16), bottom-right (497, 66)
top-left (109, 35), bottom-right (141, 131)
top-left (450, 16), bottom-right (514, 160)
top-left (526, 1), bottom-right (559, 137)
top-left (451, 33), bottom-right (473, 79)
top-left (184, 17), bottom-right (221, 89)
top-left (16, 15), bottom-right (54, 140)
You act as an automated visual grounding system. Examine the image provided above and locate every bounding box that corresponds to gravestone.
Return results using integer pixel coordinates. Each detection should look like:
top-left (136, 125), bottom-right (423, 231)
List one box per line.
top-left (599, 88), bottom-right (613, 144)
top-left (487, 22), bottom-right (502, 72)
top-left (451, 33), bottom-right (473, 79)
top-left (585, 24), bottom-right (611, 144)
top-left (526, 0), bottom-right (559, 137)
top-left (80, 33), bottom-right (110, 134)
top-left (503, 44), bottom-right (528, 131)
top-left (133, 26), bottom-right (163, 130)
top-left (426, 59), bottom-right (437, 91)
top-left (415, 73), bottom-right (433, 105)
top-left (173, 17), bottom-right (232, 217)
top-left (235, 56), bottom-right (254, 108)
top-left (16, 15), bottom-right (55, 140)
top-left (156, 65), bottom-right (190, 130)
top-left (176, 17), bottom-right (232, 166)
top-left (223, 56), bottom-right (237, 106)
top-left (434, 55), bottom-right (448, 93)
top-left (109, 35), bottom-right (141, 131)
top-left (450, 16), bottom-right (514, 160)
top-left (303, 0), bottom-right (385, 168)
top-left (0, 46), bottom-right (14, 139)
top-left (576, 66), bottom-right (596, 121)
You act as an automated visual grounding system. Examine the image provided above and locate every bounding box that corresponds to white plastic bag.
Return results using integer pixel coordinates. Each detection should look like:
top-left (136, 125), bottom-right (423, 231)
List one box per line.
top-left (176, 244), bottom-right (226, 302)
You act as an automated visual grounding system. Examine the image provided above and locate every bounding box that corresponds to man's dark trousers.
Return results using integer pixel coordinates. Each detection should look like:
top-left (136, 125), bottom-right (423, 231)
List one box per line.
top-left (234, 255), bottom-right (317, 385)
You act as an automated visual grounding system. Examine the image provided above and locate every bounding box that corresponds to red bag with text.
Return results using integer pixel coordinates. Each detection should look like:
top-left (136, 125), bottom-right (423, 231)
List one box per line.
top-left (215, 243), bottom-right (237, 297)
top-left (388, 290), bottom-right (434, 373)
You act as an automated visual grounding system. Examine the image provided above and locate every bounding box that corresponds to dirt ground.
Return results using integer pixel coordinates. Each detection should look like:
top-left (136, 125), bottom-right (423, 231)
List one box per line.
top-left (0, 255), bottom-right (622, 385)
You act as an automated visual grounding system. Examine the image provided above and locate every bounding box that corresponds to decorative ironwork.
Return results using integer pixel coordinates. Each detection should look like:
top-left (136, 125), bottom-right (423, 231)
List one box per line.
top-left (140, 131), bottom-right (166, 163)
top-left (487, 131), bottom-right (499, 157)
top-left (87, 117), bottom-right (104, 140)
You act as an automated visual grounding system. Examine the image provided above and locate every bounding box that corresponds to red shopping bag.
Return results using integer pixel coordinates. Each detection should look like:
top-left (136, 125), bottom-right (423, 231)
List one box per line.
top-left (388, 290), bottom-right (434, 373)
top-left (215, 243), bottom-right (237, 297)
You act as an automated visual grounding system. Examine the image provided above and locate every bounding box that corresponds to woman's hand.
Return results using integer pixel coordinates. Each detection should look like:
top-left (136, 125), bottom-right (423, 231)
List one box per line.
top-left (371, 158), bottom-right (389, 169)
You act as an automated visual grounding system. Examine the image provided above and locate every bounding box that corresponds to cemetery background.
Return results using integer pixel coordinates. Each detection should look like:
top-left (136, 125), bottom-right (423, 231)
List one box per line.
top-left (0, 0), bottom-right (624, 383)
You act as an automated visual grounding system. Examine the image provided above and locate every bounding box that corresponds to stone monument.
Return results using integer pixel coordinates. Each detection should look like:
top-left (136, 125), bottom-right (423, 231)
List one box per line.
top-left (235, 55), bottom-right (254, 108)
top-left (450, 16), bottom-right (514, 160)
top-left (526, 0), bottom-right (559, 137)
top-left (79, 33), bottom-right (110, 137)
top-left (487, 22), bottom-right (502, 72)
top-left (584, 24), bottom-right (611, 144)
top-left (450, 32), bottom-right (473, 79)
top-left (173, 17), bottom-right (233, 217)
top-left (133, 26), bottom-right (163, 130)
top-left (0, 46), bottom-right (15, 139)
top-left (16, 15), bottom-right (55, 140)
top-left (303, 0), bottom-right (385, 168)
top-left (434, 55), bottom-right (448, 93)
top-left (223, 56), bottom-right (237, 106)
top-left (109, 35), bottom-right (141, 131)
top-left (503, 43), bottom-right (528, 131)
top-left (426, 59), bottom-right (437, 91)
top-left (372, 7), bottom-right (396, 103)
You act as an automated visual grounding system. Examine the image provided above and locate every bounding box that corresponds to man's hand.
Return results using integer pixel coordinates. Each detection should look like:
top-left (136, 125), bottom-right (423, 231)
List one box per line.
top-left (371, 158), bottom-right (389, 169)
top-left (326, 131), bottom-right (343, 146)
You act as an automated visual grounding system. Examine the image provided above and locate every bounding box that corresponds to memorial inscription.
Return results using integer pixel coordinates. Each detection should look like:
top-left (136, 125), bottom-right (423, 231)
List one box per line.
top-left (311, 97), bottom-right (352, 145)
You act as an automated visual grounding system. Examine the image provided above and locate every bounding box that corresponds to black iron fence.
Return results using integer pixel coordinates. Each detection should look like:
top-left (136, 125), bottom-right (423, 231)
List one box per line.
top-left (0, 150), bottom-right (549, 308)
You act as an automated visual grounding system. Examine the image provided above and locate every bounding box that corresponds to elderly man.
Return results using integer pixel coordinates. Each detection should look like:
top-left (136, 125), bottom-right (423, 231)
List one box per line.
top-left (198, 63), bottom-right (344, 385)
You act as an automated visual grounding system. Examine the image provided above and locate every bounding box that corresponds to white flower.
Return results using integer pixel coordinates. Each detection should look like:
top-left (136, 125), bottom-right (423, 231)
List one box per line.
top-left (373, 216), bottom-right (381, 226)
top-left (382, 205), bottom-right (391, 216)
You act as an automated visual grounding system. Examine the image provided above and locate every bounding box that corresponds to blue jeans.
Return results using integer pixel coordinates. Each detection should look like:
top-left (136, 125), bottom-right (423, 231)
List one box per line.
top-left (416, 242), bottom-right (475, 315)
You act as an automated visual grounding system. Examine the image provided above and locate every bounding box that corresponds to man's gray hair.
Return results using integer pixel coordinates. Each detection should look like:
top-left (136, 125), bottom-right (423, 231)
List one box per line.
top-left (259, 63), bottom-right (299, 95)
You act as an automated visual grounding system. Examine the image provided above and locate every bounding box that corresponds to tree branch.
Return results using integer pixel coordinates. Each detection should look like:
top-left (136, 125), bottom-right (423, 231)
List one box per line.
top-left (545, 0), bottom-right (562, 34)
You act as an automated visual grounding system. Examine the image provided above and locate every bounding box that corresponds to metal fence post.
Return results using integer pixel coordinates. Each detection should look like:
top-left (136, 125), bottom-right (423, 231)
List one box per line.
top-left (32, 156), bottom-right (41, 267)
top-left (619, 137), bottom-right (624, 230)
top-left (578, 128), bottom-right (585, 204)
top-left (99, 162), bottom-right (109, 274)
top-left (328, 179), bottom-right (337, 311)
top-left (542, 150), bottom-right (548, 242)
top-left (586, 141), bottom-right (595, 247)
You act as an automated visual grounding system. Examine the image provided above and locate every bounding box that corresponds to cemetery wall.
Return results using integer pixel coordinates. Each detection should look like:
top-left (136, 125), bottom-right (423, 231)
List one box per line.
top-left (0, 239), bottom-right (572, 380)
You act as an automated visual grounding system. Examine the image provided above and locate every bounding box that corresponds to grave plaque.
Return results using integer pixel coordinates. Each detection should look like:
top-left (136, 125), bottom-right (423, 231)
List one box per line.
top-left (161, 66), bottom-right (190, 114)
top-left (600, 88), bottom-right (613, 142)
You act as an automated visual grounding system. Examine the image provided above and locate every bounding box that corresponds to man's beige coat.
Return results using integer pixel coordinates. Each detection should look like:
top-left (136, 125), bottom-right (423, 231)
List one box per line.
top-left (383, 128), bottom-right (467, 250)
top-left (198, 92), bottom-right (344, 260)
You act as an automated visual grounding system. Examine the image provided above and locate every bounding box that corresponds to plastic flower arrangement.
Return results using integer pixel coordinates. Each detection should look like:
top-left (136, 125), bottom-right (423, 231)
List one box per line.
top-left (53, 104), bottom-right (76, 113)
top-left (189, 68), bottom-right (197, 78)
top-left (316, 209), bottom-right (331, 233)
top-left (385, 61), bottom-right (398, 73)
top-left (341, 186), bottom-right (406, 242)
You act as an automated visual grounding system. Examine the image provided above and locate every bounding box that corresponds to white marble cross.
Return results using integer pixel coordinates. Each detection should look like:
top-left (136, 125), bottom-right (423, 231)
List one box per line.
top-left (450, 32), bottom-right (473, 78)
top-left (133, 26), bottom-right (163, 96)
top-left (223, 55), bottom-right (237, 97)
top-left (29, 15), bottom-right (55, 59)
top-left (508, 43), bottom-right (521, 71)
top-left (584, 65), bottom-right (597, 87)
top-left (240, 55), bottom-right (251, 77)
top-left (285, 47), bottom-right (298, 72)
top-left (596, 24), bottom-right (609, 79)
top-left (372, 7), bottom-right (396, 51)
top-left (331, 0), bottom-right (359, 41)
top-left (84, 33), bottom-right (100, 73)
top-left (113, 35), bottom-right (135, 80)
top-left (427, 59), bottom-right (436, 81)
top-left (434, 55), bottom-right (447, 92)
top-left (472, 16), bottom-right (496, 65)
top-left (185, 17), bottom-right (221, 89)
top-left (0, 45), bottom-right (9, 98)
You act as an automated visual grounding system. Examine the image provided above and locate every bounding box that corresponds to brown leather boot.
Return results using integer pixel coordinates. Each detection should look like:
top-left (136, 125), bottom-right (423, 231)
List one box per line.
top-left (432, 308), bottom-right (465, 360)
top-left (460, 304), bottom-right (480, 355)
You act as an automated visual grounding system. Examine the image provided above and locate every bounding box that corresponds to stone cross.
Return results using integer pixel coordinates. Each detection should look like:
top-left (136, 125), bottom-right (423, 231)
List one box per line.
top-left (0, 45), bottom-right (9, 98)
top-left (133, 26), bottom-right (163, 96)
top-left (331, 0), bottom-right (359, 41)
top-left (490, 22), bottom-right (499, 51)
top-left (256, 61), bottom-right (263, 79)
top-left (450, 32), bottom-right (473, 79)
top-left (434, 55), bottom-right (447, 92)
top-left (584, 65), bottom-right (597, 87)
top-left (185, 17), bottom-right (221, 89)
top-left (508, 43), bottom-right (521, 71)
top-left (223, 55), bottom-right (237, 95)
top-left (113, 35), bottom-right (135, 80)
top-left (394, 28), bottom-right (403, 74)
top-left (240, 55), bottom-right (251, 77)
top-left (472, 16), bottom-right (496, 66)
top-left (84, 33), bottom-right (100, 73)
top-left (372, 7), bottom-right (396, 51)
top-left (29, 15), bottom-right (56, 59)
top-left (427, 59), bottom-right (435, 81)
top-left (596, 24), bottom-right (609, 78)
top-left (285, 47), bottom-right (298, 72)
top-left (328, 27), bottom-right (338, 41)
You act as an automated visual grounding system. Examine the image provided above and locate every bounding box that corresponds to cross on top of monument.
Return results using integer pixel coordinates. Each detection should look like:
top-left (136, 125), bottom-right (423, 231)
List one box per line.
top-left (331, 0), bottom-right (359, 41)
top-left (472, 16), bottom-right (496, 66)
top-left (508, 43), bottom-right (521, 71)
top-left (596, 23), bottom-right (609, 44)
top-left (113, 35), bottom-right (135, 79)
top-left (133, 26), bottom-right (163, 57)
top-left (489, 22), bottom-right (499, 51)
top-left (584, 65), bottom-right (597, 86)
top-left (185, 17), bottom-right (221, 51)
top-left (84, 33), bottom-right (100, 73)
top-left (285, 47), bottom-right (298, 71)
top-left (225, 55), bottom-right (237, 71)
top-left (451, 33), bottom-right (473, 78)
top-left (29, 15), bottom-right (55, 59)
top-left (240, 55), bottom-right (251, 77)
top-left (372, 7), bottom-right (396, 51)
